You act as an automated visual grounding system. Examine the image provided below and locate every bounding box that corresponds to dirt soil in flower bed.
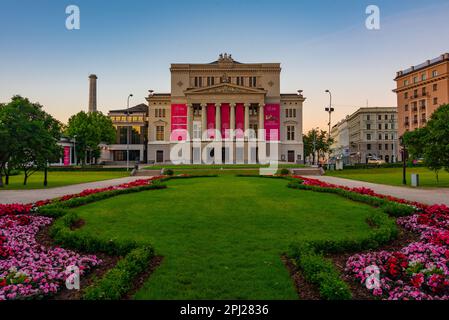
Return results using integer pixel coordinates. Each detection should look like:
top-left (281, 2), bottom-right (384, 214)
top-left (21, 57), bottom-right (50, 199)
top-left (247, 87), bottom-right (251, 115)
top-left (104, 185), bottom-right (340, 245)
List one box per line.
top-left (327, 225), bottom-right (421, 300)
top-left (281, 255), bottom-right (321, 300)
top-left (34, 223), bottom-right (164, 300)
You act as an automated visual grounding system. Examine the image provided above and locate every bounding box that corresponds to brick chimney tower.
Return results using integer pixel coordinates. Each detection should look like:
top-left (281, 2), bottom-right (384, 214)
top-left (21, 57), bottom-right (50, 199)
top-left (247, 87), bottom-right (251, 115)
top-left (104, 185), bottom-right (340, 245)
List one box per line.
top-left (88, 74), bottom-right (97, 113)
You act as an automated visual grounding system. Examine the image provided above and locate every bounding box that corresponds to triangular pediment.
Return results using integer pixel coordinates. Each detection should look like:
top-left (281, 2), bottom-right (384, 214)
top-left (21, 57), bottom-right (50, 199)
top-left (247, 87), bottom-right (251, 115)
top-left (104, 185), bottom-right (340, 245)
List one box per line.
top-left (184, 83), bottom-right (267, 95)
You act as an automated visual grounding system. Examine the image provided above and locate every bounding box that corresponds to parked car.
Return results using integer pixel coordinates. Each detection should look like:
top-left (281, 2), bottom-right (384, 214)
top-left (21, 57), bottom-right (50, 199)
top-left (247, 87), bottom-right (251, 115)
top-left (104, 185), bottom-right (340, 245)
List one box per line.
top-left (367, 156), bottom-right (386, 165)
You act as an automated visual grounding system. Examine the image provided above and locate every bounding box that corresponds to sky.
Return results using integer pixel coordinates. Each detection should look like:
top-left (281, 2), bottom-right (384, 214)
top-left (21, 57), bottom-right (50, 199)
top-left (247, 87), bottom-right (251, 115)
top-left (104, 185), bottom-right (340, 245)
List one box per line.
top-left (1, 0), bottom-right (449, 131)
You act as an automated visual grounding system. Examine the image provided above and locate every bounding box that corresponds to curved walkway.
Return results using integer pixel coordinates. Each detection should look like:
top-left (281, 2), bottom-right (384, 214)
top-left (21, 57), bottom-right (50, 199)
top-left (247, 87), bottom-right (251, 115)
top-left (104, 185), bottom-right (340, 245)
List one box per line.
top-left (0, 176), bottom-right (151, 204)
top-left (304, 175), bottom-right (449, 206)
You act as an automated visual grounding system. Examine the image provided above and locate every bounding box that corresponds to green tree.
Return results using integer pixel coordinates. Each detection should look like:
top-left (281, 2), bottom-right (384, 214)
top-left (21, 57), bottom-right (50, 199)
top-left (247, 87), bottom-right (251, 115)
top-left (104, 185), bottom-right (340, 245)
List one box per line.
top-left (65, 111), bottom-right (116, 165)
top-left (403, 104), bottom-right (449, 182)
top-left (303, 129), bottom-right (333, 165)
top-left (0, 96), bottom-right (62, 186)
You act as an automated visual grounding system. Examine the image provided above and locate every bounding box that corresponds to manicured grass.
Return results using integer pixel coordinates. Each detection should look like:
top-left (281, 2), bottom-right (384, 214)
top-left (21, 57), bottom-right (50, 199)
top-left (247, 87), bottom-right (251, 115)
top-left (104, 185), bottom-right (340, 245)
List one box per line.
top-left (69, 176), bottom-right (383, 299)
top-left (326, 167), bottom-right (449, 188)
top-left (0, 171), bottom-right (128, 190)
top-left (145, 163), bottom-right (304, 170)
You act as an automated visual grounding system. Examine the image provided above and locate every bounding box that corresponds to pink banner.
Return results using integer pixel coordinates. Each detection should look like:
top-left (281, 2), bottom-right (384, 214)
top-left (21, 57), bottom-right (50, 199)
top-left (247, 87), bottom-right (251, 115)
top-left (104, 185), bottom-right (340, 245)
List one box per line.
top-left (207, 104), bottom-right (216, 139)
top-left (264, 104), bottom-right (280, 141)
top-left (221, 103), bottom-right (230, 138)
top-left (63, 146), bottom-right (70, 166)
top-left (235, 103), bottom-right (244, 139)
top-left (171, 104), bottom-right (187, 141)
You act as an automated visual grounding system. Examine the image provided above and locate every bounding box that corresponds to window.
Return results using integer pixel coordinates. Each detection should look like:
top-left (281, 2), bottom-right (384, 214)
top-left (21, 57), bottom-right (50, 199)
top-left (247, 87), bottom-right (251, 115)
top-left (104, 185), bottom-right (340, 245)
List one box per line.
top-left (405, 104), bottom-right (409, 111)
top-left (422, 87), bottom-right (427, 96)
top-left (193, 121), bottom-right (201, 139)
top-left (378, 115), bottom-right (382, 120)
top-left (367, 134), bottom-right (371, 141)
top-left (413, 76), bottom-right (418, 84)
top-left (385, 144), bottom-right (389, 150)
top-left (207, 77), bottom-right (215, 86)
top-left (378, 134), bottom-right (382, 140)
top-left (194, 77), bottom-right (203, 87)
top-left (367, 124), bottom-right (371, 130)
top-left (379, 144), bottom-right (382, 150)
top-left (385, 115), bottom-right (388, 120)
top-left (378, 123), bottom-right (382, 130)
top-left (287, 126), bottom-right (295, 141)
top-left (156, 126), bottom-right (164, 141)
top-left (413, 89), bottom-right (418, 98)
top-left (285, 108), bottom-right (297, 118)
top-left (385, 123), bottom-right (388, 130)
top-left (404, 92), bottom-right (408, 99)
top-left (249, 76), bottom-right (257, 87)
top-left (434, 97), bottom-right (438, 105)
top-left (433, 83), bottom-right (438, 91)
top-left (432, 70), bottom-right (438, 78)
top-left (385, 134), bottom-right (388, 140)
top-left (404, 79), bottom-right (409, 86)
top-left (367, 115), bottom-right (370, 121)
top-left (367, 144), bottom-right (371, 150)
top-left (154, 108), bottom-right (165, 118)
top-left (391, 114), bottom-right (395, 120)
top-left (236, 76), bottom-right (244, 86)
top-left (421, 73), bottom-right (427, 81)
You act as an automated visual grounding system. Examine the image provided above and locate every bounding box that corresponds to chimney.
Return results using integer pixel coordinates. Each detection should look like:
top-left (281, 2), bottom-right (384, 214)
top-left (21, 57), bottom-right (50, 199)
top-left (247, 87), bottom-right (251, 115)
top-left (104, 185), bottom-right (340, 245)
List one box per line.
top-left (88, 74), bottom-right (97, 113)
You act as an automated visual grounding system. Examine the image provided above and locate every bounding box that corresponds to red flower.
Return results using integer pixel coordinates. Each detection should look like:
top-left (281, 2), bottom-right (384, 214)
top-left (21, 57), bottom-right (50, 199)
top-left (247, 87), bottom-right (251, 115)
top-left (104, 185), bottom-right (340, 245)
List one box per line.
top-left (411, 273), bottom-right (425, 288)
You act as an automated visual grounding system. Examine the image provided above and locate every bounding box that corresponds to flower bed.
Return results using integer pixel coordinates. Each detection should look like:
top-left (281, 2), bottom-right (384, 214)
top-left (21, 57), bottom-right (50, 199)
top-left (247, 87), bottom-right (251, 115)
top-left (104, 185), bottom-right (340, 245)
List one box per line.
top-left (0, 214), bottom-right (101, 300)
top-left (0, 176), bottom-right (164, 300)
top-left (293, 176), bottom-right (449, 300)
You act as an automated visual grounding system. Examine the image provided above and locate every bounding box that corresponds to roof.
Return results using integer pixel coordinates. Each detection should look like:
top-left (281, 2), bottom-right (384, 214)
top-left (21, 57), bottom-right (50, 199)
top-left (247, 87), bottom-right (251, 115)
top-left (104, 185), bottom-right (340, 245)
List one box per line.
top-left (109, 103), bottom-right (148, 114)
top-left (395, 53), bottom-right (449, 79)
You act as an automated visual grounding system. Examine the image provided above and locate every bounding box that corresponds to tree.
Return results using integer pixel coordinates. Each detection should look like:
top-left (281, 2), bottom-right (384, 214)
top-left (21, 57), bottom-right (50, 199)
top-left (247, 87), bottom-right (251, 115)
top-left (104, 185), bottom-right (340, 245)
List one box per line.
top-left (303, 129), bottom-right (333, 165)
top-left (65, 111), bottom-right (115, 165)
top-left (0, 96), bottom-right (62, 186)
top-left (403, 104), bottom-right (449, 182)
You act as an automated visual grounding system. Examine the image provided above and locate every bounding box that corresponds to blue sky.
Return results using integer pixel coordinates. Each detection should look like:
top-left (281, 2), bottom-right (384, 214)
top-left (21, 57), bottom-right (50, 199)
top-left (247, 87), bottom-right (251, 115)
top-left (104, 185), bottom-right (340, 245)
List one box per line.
top-left (1, 0), bottom-right (449, 130)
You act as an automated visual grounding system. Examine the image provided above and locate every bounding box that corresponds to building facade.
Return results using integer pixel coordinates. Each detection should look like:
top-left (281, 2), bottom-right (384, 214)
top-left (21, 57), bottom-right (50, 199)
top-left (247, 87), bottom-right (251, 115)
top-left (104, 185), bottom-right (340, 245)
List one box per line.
top-left (343, 107), bottom-right (399, 164)
top-left (394, 53), bottom-right (449, 137)
top-left (330, 117), bottom-right (350, 165)
top-left (105, 104), bottom-right (149, 163)
top-left (145, 54), bottom-right (305, 164)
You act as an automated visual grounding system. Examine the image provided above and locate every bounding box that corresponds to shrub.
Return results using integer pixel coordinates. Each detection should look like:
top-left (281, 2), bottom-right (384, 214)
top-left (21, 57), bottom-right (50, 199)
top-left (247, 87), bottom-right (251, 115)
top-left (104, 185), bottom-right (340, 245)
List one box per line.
top-left (164, 168), bottom-right (174, 176)
top-left (83, 246), bottom-right (154, 300)
top-left (289, 243), bottom-right (352, 300)
top-left (280, 168), bottom-right (290, 175)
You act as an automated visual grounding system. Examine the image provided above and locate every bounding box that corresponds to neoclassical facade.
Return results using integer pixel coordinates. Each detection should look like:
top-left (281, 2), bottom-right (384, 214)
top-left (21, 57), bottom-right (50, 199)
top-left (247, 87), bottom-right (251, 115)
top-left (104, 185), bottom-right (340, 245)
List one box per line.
top-left (146, 54), bottom-right (305, 164)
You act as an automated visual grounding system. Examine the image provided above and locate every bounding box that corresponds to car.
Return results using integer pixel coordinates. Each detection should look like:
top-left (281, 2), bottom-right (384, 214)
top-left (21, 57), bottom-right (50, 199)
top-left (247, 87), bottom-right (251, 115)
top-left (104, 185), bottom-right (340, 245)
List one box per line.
top-left (367, 156), bottom-right (386, 165)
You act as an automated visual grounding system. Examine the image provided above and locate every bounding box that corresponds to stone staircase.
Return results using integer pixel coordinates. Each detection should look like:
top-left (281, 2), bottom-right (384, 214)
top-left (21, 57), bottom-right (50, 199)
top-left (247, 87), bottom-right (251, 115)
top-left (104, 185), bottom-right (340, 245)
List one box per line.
top-left (132, 169), bottom-right (163, 177)
top-left (290, 167), bottom-right (324, 176)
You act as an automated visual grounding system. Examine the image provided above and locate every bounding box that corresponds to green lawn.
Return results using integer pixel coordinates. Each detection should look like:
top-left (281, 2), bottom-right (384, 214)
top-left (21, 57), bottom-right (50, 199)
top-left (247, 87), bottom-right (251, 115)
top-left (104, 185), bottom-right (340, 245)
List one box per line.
top-left (326, 167), bottom-right (449, 188)
top-left (0, 171), bottom-right (128, 190)
top-left (70, 176), bottom-right (384, 299)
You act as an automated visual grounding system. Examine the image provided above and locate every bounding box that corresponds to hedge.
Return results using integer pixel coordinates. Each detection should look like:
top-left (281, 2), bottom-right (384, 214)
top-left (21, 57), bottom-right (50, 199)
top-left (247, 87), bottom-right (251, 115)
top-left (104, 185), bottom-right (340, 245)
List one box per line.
top-left (286, 177), bottom-right (418, 300)
top-left (289, 243), bottom-right (352, 300)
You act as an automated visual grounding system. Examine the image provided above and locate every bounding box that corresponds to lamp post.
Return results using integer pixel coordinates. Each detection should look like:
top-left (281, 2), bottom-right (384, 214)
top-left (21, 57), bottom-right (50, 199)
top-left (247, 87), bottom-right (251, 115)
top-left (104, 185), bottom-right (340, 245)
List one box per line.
top-left (325, 90), bottom-right (334, 169)
top-left (73, 135), bottom-right (77, 166)
top-left (400, 136), bottom-right (407, 185)
top-left (126, 93), bottom-right (133, 171)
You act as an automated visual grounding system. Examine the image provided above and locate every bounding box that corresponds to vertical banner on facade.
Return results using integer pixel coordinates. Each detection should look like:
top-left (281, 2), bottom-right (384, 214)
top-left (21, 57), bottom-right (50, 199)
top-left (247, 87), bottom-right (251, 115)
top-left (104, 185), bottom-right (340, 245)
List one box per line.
top-left (63, 146), bottom-right (70, 166)
top-left (235, 103), bottom-right (244, 139)
top-left (207, 104), bottom-right (216, 139)
top-left (171, 104), bottom-right (187, 141)
top-left (221, 103), bottom-right (230, 138)
top-left (264, 104), bottom-right (280, 141)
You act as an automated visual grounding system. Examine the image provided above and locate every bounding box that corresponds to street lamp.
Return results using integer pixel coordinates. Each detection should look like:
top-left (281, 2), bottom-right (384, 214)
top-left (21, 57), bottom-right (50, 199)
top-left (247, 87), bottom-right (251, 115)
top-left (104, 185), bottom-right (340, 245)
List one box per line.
top-left (126, 93), bottom-right (133, 171)
top-left (73, 135), bottom-right (77, 166)
top-left (400, 136), bottom-right (407, 185)
top-left (325, 90), bottom-right (334, 169)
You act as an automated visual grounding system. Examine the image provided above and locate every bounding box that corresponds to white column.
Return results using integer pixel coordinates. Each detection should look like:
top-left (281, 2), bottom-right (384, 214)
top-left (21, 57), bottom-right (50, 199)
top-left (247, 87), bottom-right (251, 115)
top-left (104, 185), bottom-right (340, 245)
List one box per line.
top-left (215, 103), bottom-right (221, 139)
top-left (244, 103), bottom-right (250, 139)
top-left (201, 103), bottom-right (207, 140)
top-left (230, 103), bottom-right (236, 137)
top-left (187, 104), bottom-right (193, 141)
top-left (258, 104), bottom-right (264, 140)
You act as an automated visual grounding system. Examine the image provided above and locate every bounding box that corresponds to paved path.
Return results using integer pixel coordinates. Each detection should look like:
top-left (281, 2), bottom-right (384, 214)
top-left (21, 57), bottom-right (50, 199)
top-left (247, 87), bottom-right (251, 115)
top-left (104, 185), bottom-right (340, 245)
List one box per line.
top-left (0, 176), bottom-right (152, 204)
top-left (302, 175), bottom-right (449, 206)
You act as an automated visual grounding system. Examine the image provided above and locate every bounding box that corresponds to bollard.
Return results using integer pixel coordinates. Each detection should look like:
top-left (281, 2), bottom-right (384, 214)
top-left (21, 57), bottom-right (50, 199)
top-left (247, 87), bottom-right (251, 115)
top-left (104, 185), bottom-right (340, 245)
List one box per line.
top-left (411, 174), bottom-right (420, 187)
